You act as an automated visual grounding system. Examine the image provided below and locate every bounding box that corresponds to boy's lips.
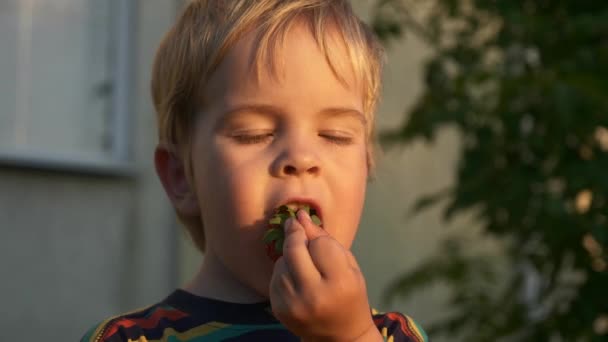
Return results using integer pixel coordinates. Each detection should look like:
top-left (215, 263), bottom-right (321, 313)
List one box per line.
top-left (274, 197), bottom-right (323, 224)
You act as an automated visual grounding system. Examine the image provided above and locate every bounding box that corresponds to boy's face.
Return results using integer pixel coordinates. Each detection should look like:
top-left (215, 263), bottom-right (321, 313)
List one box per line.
top-left (190, 23), bottom-right (368, 299)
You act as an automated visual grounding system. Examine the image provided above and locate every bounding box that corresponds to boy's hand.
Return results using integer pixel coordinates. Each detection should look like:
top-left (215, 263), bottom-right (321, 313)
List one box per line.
top-left (269, 210), bottom-right (382, 342)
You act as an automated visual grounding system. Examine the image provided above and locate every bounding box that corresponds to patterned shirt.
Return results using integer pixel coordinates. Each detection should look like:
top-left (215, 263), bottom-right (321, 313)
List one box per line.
top-left (81, 289), bottom-right (428, 341)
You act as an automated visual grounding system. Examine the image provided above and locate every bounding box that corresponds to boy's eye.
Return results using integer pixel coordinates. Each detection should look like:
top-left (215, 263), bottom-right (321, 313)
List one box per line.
top-left (233, 133), bottom-right (274, 144)
top-left (319, 132), bottom-right (354, 145)
top-left (231, 131), bottom-right (354, 145)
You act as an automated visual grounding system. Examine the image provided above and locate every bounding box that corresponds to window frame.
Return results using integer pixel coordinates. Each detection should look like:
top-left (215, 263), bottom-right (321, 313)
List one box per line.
top-left (0, 0), bottom-right (137, 177)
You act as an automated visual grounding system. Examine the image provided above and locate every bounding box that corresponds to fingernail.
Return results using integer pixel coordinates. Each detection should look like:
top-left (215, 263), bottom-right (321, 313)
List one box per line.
top-left (296, 209), bottom-right (310, 221)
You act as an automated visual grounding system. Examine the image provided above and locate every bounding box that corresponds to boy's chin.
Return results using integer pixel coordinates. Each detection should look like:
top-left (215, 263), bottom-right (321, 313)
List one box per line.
top-left (245, 278), bottom-right (271, 300)
top-left (236, 260), bottom-right (274, 300)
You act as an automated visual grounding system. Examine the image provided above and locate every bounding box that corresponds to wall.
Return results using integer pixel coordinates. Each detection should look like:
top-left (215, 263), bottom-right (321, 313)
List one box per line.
top-left (0, 1), bottom-right (179, 340)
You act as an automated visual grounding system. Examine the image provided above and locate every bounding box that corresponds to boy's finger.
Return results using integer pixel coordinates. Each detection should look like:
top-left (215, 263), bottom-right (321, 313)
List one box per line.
top-left (281, 217), bottom-right (321, 286)
top-left (307, 235), bottom-right (349, 279)
top-left (296, 209), bottom-right (329, 241)
top-left (269, 257), bottom-right (296, 298)
top-left (345, 250), bottom-right (361, 271)
top-left (297, 210), bottom-right (350, 277)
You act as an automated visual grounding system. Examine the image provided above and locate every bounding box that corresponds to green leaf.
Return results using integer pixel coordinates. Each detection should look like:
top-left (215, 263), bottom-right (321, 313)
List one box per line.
top-left (373, 1), bottom-right (608, 339)
top-left (269, 216), bottom-right (282, 225)
top-left (263, 228), bottom-right (283, 244)
top-left (275, 238), bottom-right (284, 254)
top-left (311, 214), bottom-right (322, 226)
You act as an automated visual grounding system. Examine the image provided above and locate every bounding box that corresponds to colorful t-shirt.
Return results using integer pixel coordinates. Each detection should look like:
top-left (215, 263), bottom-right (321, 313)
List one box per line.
top-left (81, 289), bottom-right (428, 341)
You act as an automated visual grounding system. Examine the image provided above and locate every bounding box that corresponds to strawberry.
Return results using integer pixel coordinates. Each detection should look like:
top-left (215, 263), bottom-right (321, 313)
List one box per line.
top-left (263, 204), bottom-right (322, 261)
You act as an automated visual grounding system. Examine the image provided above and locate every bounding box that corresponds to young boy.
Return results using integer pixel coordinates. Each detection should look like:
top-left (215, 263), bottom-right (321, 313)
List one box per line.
top-left (82, 0), bottom-right (427, 341)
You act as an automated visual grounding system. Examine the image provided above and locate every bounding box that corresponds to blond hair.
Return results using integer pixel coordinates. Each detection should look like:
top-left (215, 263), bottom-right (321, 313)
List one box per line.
top-left (151, 0), bottom-right (385, 252)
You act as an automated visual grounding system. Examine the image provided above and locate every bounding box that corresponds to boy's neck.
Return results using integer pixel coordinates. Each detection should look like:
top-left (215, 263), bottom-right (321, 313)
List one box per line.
top-left (182, 252), bottom-right (267, 304)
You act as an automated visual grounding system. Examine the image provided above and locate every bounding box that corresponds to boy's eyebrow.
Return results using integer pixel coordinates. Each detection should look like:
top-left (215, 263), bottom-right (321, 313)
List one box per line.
top-left (218, 104), bottom-right (367, 126)
top-left (319, 107), bottom-right (368, 125)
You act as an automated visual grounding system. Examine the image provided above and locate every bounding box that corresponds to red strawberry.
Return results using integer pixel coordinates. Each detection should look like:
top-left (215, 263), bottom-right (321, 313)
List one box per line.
top-left (263, 204), bottom-right (322, 261)
top-left (265, 242), bottom-right (282, 262)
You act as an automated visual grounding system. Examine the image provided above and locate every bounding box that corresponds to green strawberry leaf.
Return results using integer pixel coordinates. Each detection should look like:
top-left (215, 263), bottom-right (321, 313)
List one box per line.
top-left (275, 238), bottom-right (284, 254)
top-left (266, 205), bottom-right (321, 259)
top-left (311, 214), bottom-right (322, 226)
top-left (263, 228), bottom-right (283, 243)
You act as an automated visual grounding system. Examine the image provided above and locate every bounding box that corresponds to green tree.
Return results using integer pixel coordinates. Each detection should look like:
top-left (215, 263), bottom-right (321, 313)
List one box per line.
top-left (372, 0), bottom-right (608, 340)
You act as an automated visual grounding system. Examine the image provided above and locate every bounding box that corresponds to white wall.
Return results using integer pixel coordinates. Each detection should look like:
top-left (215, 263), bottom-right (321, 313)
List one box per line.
top-left (0, 0), bottom-right (112, 158)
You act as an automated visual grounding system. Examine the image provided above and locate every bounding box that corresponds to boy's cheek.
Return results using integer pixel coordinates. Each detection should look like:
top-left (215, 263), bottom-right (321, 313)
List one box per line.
top-left (319, 212), bottom-right (360, 250)
top-left (331, 185), bottom-right (366, 248)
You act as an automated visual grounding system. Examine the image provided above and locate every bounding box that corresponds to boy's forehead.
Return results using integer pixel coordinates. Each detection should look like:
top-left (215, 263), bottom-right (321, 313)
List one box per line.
top-left (205, 22), bottom-right (361, 102)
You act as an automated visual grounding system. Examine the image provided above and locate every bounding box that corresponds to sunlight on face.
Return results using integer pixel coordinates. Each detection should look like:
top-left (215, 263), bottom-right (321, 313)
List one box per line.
top-left (190, 23), bottom-right (368, 298)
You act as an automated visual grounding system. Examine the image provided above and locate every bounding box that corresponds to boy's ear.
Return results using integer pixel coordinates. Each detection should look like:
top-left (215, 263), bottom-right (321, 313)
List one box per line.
top-left (154, 145), bottom-right (200, 217)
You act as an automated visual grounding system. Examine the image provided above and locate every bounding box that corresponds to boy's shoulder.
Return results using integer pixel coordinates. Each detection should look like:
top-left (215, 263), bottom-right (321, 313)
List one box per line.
top-left (79, 301), bottom-right (185, 342)
top-left (372, 308), bottom-right (429, 342)
top-left (79, 289), bottom-right (297, 342)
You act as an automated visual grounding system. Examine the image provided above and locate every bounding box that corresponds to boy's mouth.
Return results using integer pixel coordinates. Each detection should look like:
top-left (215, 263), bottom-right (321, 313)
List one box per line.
top-left (263, 198), bottom-right (324, 262)
top-left (275, 198), bottom-right (323, 225)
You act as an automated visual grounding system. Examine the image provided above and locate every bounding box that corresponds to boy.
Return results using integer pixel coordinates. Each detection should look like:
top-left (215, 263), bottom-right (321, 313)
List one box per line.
top-left (82, 0), bottom-right (427, 341)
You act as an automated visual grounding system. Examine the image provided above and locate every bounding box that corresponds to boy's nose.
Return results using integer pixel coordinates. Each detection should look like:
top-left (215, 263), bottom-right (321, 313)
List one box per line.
top-left (273, 147), bottom-right (320, 178)
top-left (281, 161), bottom-right (319, 176)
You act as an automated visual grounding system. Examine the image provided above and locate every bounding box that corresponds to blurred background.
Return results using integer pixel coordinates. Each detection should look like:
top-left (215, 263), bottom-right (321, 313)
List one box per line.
top-left (1, 0), bottom-right (606, 341)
